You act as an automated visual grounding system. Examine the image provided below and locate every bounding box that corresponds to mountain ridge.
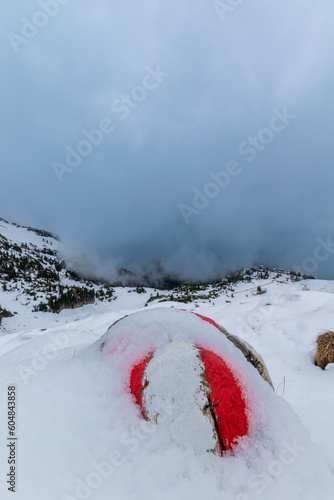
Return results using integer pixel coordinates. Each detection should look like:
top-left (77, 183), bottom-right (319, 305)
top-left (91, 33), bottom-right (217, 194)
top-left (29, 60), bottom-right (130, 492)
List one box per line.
top-left (0, 216), bottom-right (313, 332)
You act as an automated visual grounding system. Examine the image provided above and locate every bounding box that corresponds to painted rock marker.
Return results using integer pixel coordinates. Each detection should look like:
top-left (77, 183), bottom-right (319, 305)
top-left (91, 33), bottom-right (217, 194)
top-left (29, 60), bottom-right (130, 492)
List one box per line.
top-left (128, 312), bottom-right (250, 455)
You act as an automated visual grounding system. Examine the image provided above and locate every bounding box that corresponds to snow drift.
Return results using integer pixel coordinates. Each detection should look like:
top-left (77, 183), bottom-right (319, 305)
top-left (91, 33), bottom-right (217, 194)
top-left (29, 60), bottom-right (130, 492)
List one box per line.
top-left (0, 308), bottom-right (333, 500)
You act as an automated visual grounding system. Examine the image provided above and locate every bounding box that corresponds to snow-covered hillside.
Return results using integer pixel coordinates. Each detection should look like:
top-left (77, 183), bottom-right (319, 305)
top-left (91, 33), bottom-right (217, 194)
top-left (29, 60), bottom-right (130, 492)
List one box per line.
top-left (0, 219), bottom-right (334, 499)
top-left (0, 217), bottom-right (117, 330)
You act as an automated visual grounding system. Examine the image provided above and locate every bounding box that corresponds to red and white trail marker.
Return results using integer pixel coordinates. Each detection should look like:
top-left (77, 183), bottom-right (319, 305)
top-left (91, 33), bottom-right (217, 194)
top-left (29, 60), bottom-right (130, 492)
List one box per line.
top-left (128, 312), bottom-right (249, 455)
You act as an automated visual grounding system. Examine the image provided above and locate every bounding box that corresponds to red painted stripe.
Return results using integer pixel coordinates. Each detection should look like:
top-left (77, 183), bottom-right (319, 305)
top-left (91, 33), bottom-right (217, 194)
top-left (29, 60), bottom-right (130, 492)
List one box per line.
top-left (180, 309), bottom-right (220, 329)
top-left (109, 337), bottom-right (131, 354)
top-left (129, 354), bottom-right (154, 419)
top-left (191, 312), bottom-right (221, 330)
top-left (199, 347), bottom-right (249, 453)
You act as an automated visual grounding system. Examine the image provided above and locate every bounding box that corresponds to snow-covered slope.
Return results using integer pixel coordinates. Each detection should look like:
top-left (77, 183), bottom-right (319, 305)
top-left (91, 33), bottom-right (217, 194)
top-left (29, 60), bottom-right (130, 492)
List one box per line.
top-left (0, 217), bottom-right (117, 332)
top-left (0, 219), bottom-right (334, 499)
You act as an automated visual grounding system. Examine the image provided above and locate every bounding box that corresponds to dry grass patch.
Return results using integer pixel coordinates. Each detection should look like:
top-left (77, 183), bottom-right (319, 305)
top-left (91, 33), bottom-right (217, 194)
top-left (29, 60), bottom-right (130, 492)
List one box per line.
top-left (315, 331), bottom-right (334, 370)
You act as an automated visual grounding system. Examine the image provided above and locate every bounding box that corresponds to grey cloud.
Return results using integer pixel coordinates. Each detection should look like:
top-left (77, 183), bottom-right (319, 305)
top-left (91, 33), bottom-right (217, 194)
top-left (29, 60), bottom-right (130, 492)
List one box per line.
top-left (1, 0), bottom-right (334, 282)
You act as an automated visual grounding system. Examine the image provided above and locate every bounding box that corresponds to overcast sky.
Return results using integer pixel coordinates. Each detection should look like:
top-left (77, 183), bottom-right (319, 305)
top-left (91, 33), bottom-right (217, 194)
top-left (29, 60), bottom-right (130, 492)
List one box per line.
top-left (1, 0), bottom-right (334, 281)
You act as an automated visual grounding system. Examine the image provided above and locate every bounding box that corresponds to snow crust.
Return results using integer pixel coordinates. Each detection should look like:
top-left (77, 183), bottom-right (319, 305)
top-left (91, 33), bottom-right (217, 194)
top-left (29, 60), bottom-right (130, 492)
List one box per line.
top-left (0, 301), bottom-right (333, 499)
top-left (143, 340), bottom-right (218, 454)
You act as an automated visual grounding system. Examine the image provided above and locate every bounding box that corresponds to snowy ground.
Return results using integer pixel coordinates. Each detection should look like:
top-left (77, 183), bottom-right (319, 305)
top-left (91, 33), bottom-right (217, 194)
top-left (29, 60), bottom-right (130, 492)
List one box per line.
top-left (0, 273), bottom-right (334, 499)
